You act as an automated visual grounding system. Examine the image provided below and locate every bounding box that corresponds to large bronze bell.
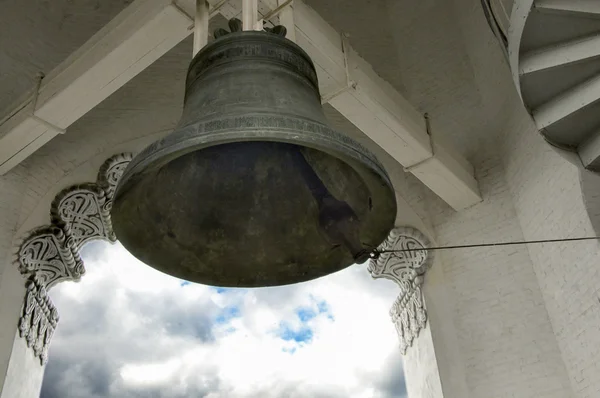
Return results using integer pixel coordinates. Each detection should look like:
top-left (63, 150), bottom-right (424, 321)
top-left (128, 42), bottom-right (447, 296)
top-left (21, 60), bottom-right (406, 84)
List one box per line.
top-left (111, 27), bottom-right (396, 287)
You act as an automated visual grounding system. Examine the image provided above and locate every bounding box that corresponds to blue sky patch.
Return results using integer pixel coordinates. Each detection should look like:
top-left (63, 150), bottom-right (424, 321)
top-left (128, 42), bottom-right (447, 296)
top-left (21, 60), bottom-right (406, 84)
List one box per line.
top-left (296, 297), bottom-right (335, 322)
top-left (215, 306), bottom-right (241, 324)
top-left (296, 307), bottom-right (316, 322)
top-left (277, 322), bottom-right (313, 344)
top-left (180, 281), bottom-right (191, 287)
top-left (316, 299), bottom-right (334, 321)
top-left (316, 300), bottom-right (329, 314)
top-left (224, 326), bottom-right (237, 335)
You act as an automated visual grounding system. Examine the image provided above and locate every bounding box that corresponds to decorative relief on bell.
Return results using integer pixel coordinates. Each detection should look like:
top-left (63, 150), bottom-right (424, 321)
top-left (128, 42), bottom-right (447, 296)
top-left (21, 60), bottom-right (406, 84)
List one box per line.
top-left (14, 153), bottom-right (132, 364)
top-left (368, 226), bottom-right (433, 354)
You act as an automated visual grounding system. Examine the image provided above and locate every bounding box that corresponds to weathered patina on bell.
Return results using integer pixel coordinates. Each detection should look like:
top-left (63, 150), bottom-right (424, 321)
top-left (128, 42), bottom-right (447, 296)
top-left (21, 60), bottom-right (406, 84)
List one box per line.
top-left (111, 27), bottom-right (396, 287)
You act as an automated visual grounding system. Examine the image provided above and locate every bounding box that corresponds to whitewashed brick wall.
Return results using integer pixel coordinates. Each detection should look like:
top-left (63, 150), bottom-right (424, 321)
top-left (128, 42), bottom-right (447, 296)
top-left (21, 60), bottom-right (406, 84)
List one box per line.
top-left (502, 100), bottom-right (600, 398)
top-left (403, 323), bottom-right (444, 398)
top-left (0, 171), bottom-right (27, 397)
top-left (426, 149), bottom-right (573, 398)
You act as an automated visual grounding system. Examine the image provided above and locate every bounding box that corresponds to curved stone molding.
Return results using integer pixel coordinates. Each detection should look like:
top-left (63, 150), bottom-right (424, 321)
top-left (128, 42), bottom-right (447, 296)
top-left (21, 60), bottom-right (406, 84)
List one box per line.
top-left (97, 152), bottom-right (134, 200)
top-left (14, 153), bottom-right (132, 364)
top-left (18, 275), bottom-right (59, 365)
top-left (17, 226), bottom-right (83, 288)
top-left (16, 153), bottom-right (132, 287)
top-left (369, 226), bottom-right (433, 354)
top-left (51, 184), bottom-right (114, 249)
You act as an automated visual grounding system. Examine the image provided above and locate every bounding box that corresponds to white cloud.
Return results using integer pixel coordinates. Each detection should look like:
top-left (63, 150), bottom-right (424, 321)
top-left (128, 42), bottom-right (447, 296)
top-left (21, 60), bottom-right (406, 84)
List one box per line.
top-left (41, 241), bottom-right (406, 398)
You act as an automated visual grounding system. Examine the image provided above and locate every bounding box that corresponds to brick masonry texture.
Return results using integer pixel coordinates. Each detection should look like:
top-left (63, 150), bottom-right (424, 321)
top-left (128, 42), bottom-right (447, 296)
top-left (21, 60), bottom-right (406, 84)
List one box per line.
top-left (502, 100), bottom-right (600, 398)
top-left (425, 146), bottom-right (573, 398)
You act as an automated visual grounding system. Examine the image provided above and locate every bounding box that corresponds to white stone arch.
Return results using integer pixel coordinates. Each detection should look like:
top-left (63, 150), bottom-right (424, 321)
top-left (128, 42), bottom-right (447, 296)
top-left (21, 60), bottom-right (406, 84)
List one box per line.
top-left (0, 124), bottom-right (175, 398)
top-left (0, 108), bottom-right (464, 398)
top-left (14, 153), bottom-right (133, 365)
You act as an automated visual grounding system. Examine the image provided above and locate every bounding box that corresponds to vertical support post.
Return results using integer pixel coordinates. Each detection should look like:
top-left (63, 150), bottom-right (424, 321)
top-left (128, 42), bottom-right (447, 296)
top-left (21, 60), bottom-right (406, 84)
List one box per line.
top-left (193, 0), bottom-right (209, 56)
top-left (242, 0), bottom-right (258, 30)
top-left (278, 0), bottom-right (295, 42)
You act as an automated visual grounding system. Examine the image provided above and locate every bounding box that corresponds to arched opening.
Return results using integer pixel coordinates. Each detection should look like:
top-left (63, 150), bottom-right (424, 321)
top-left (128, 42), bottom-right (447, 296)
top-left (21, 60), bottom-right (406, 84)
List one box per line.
top-left (40, 240), bottom-right (407, 397)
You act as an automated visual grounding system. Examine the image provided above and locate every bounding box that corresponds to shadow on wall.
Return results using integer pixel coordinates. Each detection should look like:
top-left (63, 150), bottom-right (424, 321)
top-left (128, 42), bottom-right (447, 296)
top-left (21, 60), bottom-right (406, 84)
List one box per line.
top-left (580, 170), bottom-right (600, 236)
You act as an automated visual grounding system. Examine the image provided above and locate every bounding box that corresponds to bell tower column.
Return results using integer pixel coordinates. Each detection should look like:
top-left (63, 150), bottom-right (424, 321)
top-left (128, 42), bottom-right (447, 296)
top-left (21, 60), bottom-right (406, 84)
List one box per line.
top-left (369, 226), bottom-right (470, 398)
top-left (0, 171), bottom-right (45, 398)
top-left (0, 153), bottom-right (133, 398)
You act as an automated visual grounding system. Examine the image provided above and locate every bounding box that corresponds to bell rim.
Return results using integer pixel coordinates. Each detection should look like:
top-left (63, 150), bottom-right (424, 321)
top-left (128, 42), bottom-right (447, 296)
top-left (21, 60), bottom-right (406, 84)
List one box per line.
top-left (115, 114), bottom-right (394, 202)
top-left (112, 116), bottom-right (398, 287)
top-left (112, 134), bottom-right (397, 287)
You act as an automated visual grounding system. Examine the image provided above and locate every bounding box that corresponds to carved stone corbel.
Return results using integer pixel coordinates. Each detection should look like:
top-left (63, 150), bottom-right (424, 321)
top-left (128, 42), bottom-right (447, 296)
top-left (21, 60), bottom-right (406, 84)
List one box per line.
top-left (368, 226), bottom-right (434, 354)
top-left (14, 153), bottom-right (132, 364)
top-left (18, 275), bottom-right (59, 365)
top-left (17, 226), bottom-right (84, 288)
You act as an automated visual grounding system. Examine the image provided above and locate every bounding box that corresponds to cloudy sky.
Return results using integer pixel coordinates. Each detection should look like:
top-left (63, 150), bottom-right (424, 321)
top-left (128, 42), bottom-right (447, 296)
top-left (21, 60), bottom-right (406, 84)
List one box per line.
top-left (40, 241), bottom-right (407, 398)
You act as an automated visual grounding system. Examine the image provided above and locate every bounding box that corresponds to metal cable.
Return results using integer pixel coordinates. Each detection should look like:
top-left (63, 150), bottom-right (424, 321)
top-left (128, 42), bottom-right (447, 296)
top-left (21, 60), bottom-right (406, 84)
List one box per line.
top-left (372, 236), bottom-right (600, 256)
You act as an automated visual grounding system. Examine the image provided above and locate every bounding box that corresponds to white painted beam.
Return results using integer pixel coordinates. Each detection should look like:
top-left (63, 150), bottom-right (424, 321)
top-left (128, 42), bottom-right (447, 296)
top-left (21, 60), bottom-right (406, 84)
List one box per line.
top-left (406, 137), bottom-right (481, 211)
top-left (0, 0), bottom-right (480, 210)
top-left (0, 0), bottom-right (272, 177)
top-left (193, 0), bottom-right (210, 56)
top-left (242, 0), bottom-right (259, 30)
top-left (0, 0), bottom-right (202, 175)
top-left (535, 0), bottom-right (600, 16)
top-left (533, 74), bottom-right (600, 129)
top-left (291, 1), bottom-right (480, 210)
top-left (520, 33), bottom-right (600, 75)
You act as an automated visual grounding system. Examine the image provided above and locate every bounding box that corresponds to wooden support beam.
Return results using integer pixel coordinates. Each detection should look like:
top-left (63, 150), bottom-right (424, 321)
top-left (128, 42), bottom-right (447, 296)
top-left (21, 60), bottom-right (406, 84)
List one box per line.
top-left (193, 0), bottom-right (210, 56)
top-left (242, 0), bottom-right (259, 30)
top-left (0, 0), bottom-right (200, 175)
top-left (291, 0), bottom-right (480, 210)
top-left (0, 0), bottom-right (480, 210)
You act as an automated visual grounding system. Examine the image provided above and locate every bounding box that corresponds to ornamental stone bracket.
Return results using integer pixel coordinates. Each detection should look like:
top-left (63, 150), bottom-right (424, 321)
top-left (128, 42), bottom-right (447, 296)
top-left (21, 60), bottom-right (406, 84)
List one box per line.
top-left (18, 275), bottom-right (59, 365)
top-left (368, 226), bottom-right (434, 354)
top-left (13, 153), bottom-right (132, 364)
